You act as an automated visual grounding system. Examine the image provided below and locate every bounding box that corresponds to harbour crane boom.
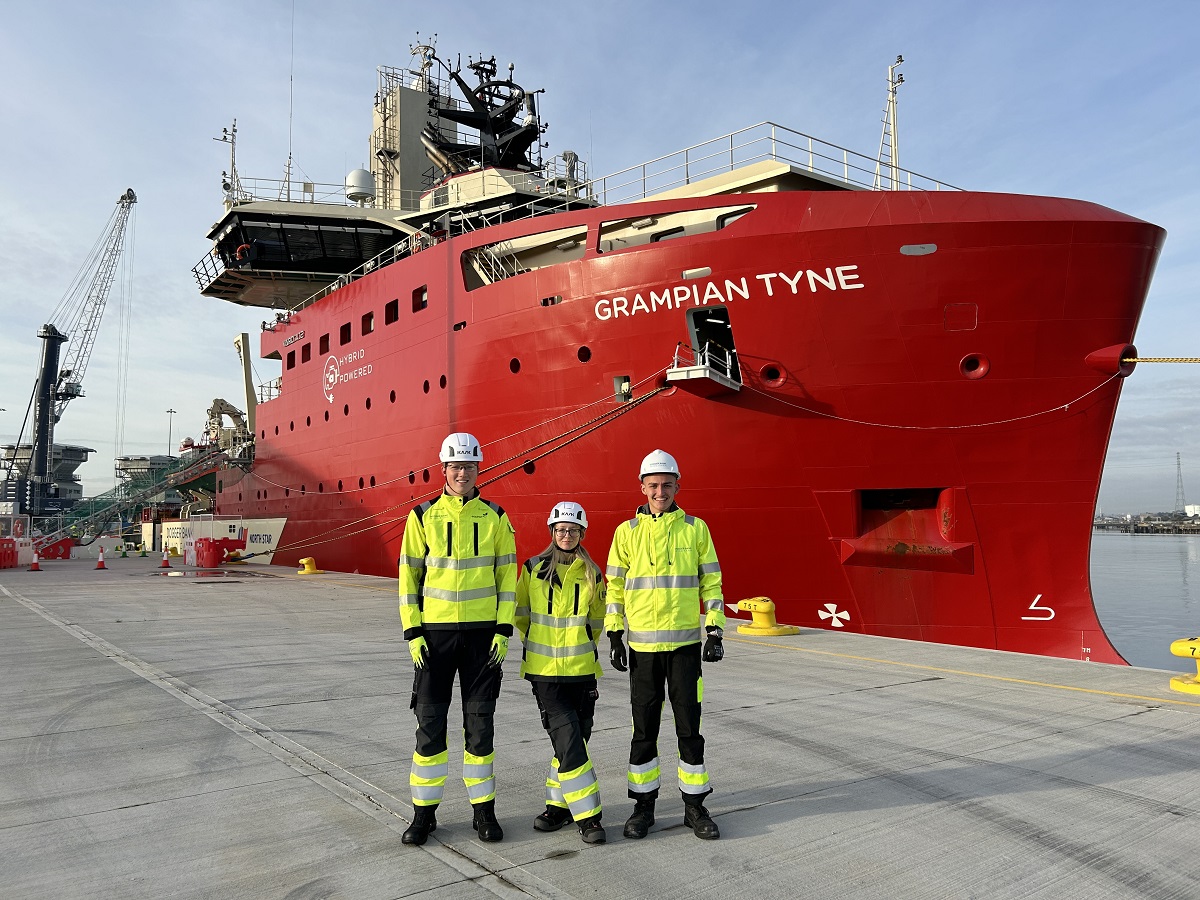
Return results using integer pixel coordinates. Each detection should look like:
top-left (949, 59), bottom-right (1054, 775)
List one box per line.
top-left (53, 188), bottom-right (138, 420)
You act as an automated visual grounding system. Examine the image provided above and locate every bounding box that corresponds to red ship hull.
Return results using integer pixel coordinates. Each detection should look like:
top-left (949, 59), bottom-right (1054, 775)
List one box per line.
top-left (215, 190), bottom-right (1163, 664)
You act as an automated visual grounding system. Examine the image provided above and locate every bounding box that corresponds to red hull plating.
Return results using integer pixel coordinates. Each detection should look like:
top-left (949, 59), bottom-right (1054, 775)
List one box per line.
top-left (216, 190), bottom-right (1163, 664)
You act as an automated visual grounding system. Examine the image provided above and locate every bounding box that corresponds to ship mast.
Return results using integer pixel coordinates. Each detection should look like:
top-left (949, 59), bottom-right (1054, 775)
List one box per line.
top-left (873, 55), bottom-right (904, 190)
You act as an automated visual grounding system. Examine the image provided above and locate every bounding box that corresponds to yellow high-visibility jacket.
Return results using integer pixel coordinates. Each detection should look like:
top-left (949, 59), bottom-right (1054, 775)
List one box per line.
top-left (605, 505), bottom-right (725, 651)
top-left (515, 557), bottom-right (605, 681)
top-left (398, 490), bottom-right (517, 635)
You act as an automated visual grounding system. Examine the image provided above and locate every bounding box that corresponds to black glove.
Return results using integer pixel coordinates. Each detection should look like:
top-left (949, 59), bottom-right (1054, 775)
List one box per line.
top-left (608, 631), bottom-right (628, 672)
top-left (702, 632), bottom-right (724, 663)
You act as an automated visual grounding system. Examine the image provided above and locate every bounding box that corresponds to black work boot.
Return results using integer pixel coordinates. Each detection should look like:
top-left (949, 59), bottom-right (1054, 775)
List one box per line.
top-left (623, 797), bottom-right (655, 839)
top-left (578, 816), bottom-right (606, 844)
top-left (683, 803), bottom-right (720, 840)
top-left (402, 805), bottom-right (438, 846)
top-left (534, 805), bottom-right (572, 832)
top-left (472, 799), bottom-right (504, 842)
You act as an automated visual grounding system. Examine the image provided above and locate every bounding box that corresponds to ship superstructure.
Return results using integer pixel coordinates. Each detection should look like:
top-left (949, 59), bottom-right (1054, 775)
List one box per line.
top-left (190, 45), bottom-right (1163, 664)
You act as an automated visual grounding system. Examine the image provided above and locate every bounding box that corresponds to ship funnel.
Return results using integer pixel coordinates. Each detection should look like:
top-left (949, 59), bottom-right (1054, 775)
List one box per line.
top-left (345, 169), bottom-right (376, 206)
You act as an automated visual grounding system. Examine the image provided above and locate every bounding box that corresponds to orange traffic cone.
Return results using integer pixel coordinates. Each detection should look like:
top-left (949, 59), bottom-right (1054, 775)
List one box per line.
top-left (160, 549), bottom-right (171, 569)
top-left (29, 552), bottom-right (42, 572)
top-left (95, 547), bottom-right (108, 570)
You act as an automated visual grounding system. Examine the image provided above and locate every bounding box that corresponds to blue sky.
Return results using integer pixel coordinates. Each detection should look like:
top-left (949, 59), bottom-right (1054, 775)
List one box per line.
top-left (0, 0), bottom-right (1197, 512)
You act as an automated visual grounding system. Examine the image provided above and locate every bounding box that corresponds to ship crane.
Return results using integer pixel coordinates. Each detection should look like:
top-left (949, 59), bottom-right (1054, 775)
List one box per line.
top-left (3, 189), bottom-right (137, 517)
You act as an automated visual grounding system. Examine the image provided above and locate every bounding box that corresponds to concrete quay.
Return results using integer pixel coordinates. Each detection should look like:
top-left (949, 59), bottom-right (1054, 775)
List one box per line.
top-left (1, 554), bottom-right (1197, 899)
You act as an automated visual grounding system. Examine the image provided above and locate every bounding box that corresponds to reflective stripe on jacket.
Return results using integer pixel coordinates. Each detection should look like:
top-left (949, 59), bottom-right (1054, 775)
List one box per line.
top-left (398, 491), bottom-right (517, 632)
top-left (515, 558), bottom-right (605, 680)
top-left (604, 505), bottom-right (725, 651)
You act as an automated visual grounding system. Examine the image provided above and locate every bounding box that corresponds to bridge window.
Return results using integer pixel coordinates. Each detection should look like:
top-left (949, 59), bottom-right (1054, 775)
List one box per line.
top-left (301, 343), bottom-right (311, 363)
top-left (385, 299), bottom-right (399, 324)
top-left (339, 323), bottom-right (352, 345)
top-left (319, 333), bottom-right (330, 354)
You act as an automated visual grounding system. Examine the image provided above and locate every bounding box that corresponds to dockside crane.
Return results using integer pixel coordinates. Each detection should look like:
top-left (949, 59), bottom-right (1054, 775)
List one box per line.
top-left (1, 189), bottom-right (137, 517)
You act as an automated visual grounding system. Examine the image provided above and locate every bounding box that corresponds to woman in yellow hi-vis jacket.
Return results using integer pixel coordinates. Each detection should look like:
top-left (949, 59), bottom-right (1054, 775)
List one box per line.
top-left (515, 501), bottom-right (607, 844)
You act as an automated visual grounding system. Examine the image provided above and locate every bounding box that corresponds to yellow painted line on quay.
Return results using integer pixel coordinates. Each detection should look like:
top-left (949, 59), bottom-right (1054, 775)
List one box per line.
top-left (727, 634), bottom-right (1200, 708)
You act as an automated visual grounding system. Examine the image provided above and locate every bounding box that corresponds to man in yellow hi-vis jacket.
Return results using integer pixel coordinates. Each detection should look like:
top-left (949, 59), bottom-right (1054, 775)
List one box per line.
top-left (398, 432), bottom-right (518, 846)
top-left (605, 449), bottom-right (726, 841)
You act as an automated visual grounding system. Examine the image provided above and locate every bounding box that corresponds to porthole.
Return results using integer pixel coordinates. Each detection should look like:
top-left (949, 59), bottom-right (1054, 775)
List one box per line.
top-left (370, 475), bottom-right (376, 487)
top-left (423, 380), bottom-right (430, 394)
top-left (306, 415), bottom-right (311, 426)
top-left (408, 471), bottom-right (415, 484)
top-left (285, 487), bottom-right (291, 497)
top-left (324, 410), bottom-right (330, 422)
top-left (523, 460), bottom-right (536, 475)
top-left (301, 485), bottom-right (306, 494)
top-left (390, 390), bottom-right (396, 403)
top-left (319, 483), bottom-right (324, 493)
top-left (439, 374), bottom-right (447, 389)
top-left (422, 469), bottom-right (430, 483)
top-left (510, 358), bottom-right (521, 374)
top-left (260, 430), bottom-right (265, 439)
top-left (365, 397), bottom-right (372, 410)
top-left (289, 421), bottom-right (294, 431)
top-left (274, 425), bottom-right (279, 435)
top-left (960, 354), bottom-right (991, 380)
top-left (343, 404), bottom-right (349, 416)
top-left (578, 346), bottom-right (591, 362)
top-left (359, 477), bottom-right (365, 489)
top-left (338, 480), bottom-right (343, 491)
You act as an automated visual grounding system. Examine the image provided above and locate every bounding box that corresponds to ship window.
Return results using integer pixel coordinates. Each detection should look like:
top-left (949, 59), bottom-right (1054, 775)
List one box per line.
top-left (286, 350), bottom-right (296, 370)
top-left (385, 299), bottom-right (399, 324)
top-left (651, 226), bottom-right (686, 243)
top-left (541, 295), bottom-right (563, 307)
top-left (413, 286), bottom-right (428, 312)
top-left (320, 334), bottom-right (330, 354)
top-left (461, 224), bottom-right (587, 291)
top-left (339, 323), bottom-right (352, 345)
top-left (301, 343), bottom-right (311, 363)
top-left (362, 312), bottom-right (374, 335)
top-left (717, 207), bottom-right (753, 230)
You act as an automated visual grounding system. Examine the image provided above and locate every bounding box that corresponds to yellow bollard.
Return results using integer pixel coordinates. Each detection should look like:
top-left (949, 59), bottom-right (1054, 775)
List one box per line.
top-left (1169, 637), bottom-right (1200, 695)
top-left (736, 597), bottom-right (801, 636)
top-left (297, 557), bottom-right (325, 575)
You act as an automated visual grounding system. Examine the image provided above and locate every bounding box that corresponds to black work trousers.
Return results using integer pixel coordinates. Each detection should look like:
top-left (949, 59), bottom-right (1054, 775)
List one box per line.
top-left (628, 643), bottom-right (704, 800)
top-left (411, 628), bottom-right (502, 759)
top-left (531, 679), bottom-right (598, 773)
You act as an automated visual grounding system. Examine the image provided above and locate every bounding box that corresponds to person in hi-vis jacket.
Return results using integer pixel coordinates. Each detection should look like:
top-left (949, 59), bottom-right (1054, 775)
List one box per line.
top-left (605, 449), bottom-right (726, 841)
top-left (515, 501), bottom-right (608, 844)
top-left (398, 432), bottom-right (517, 846)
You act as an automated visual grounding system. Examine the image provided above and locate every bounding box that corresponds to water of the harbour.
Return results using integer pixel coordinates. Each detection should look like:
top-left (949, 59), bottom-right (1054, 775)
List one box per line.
top-left (1091, 532), bottom-right (1200, 671)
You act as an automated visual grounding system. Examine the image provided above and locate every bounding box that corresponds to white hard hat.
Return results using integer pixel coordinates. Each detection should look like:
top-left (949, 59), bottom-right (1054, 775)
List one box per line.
top-left (547, 501), bottom-right (589, 530)
top-left (439, 432), bottom-right (483, 463)
top-left (639, 449), bottom-right (680, 479)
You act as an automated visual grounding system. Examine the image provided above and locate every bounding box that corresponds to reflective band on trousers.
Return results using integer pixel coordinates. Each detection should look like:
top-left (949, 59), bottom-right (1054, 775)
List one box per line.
top-left (411, 750), bottom-right (448, 806)
top-left (628, 628), bottom-right (701, 645)
top-left (464, 751), bottom-right (496, 803)
top-left (678, 759), bottom-right (710, 794)
top-left (545, 757), bottom-right (567, 807)
top-left (560, 760), bottom-right (602, 821)
top-left (622, 575), bottom-right (700, 590)
top-left (628, 757), bottom-right (661, 793)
